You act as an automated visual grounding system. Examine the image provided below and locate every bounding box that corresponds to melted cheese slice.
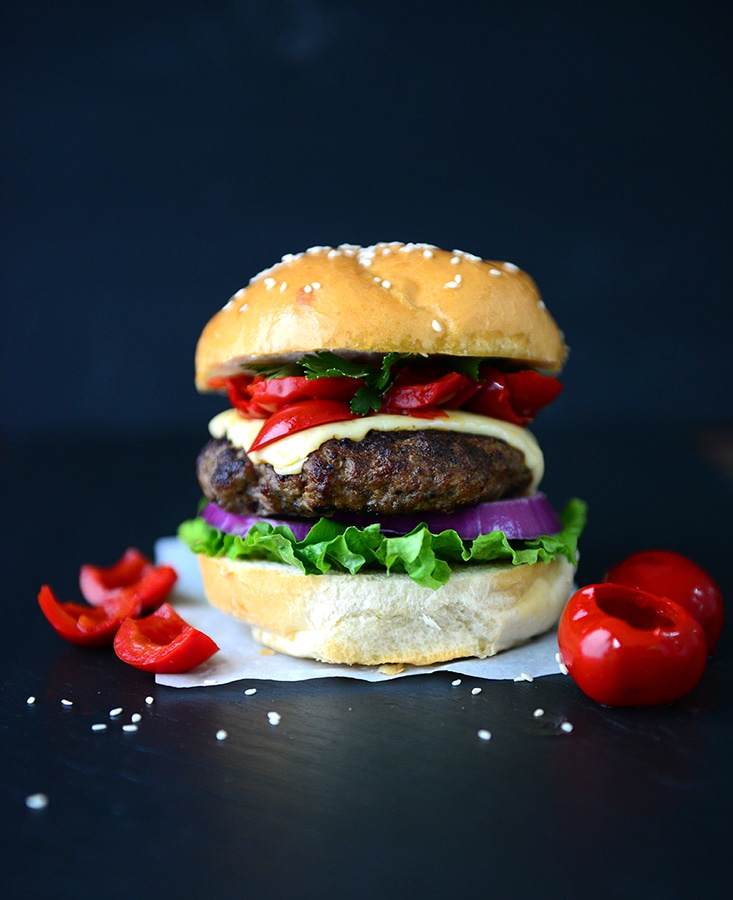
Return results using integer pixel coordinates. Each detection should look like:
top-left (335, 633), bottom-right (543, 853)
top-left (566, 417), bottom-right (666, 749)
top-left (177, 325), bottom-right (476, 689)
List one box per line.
top-left (209, 408), bottom-right (544, 490)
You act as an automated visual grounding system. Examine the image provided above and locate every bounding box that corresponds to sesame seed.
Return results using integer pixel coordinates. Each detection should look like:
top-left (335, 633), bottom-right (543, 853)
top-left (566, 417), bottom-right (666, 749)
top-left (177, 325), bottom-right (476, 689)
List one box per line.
top-left (423, 249), bottom-right (433, 258)
top-left (244, 688), bottom-right (257, 696)
top-left (538, 300), bottom-right (546, 309)
top-left (373, 275), bottom-right (381, 282)
top-left (327, 248), bottom-right (340, 258)
top-left (533, 708), bottom-right (545, 717)
top-left (451, 678), bottom-right (462, 686)
top-left (382, 247), bottom-right (391, 255)
top-left (431, 319), bottom-right (443, 332)
top-left (267, 711), bottom-right (281, 726)
top-left (26, 696), bottom-right (36, 705)
top-left (513, 672), bottom-right (534, 682)
top-left (25, 793), bottom-right (49, 810)
top-left (303, 284), bottom-right (312, 293)
top-left (450, 256), bottom-right (460, 264)
top-left (471, 687), bottom-right (482, 695)
top-left (91, 723), bottom-right (107, 732)
top-left (145, 696), bottom-right (154, 706)
top-left (489, 268), bottom-right (502, 276)
top-left (109, 707), bottom-right (123, 718)
top-left (239, 303), bottom-right (248, 312)
top-left (264, 277), bottom-right (276, 290)
top-left (312, 281), bottom-right (321, 289)
top-left (560, 721), bottom-right (574, 733)
top-left (444, 280), bottom-right (460, 289)
top-left (130, 713), bottom-right (142, 723)
top-left (502, 261), bottom-right (519, 272)
top-left (61, 699), bottom-right (73, 707)
top-left (122, 724), bottom-right (138, 733)
top-left (216, 729), bottom-right (228, 741)
top-left (381, 280), bottom-right (391, 289)
top-left (477, 729), bottom-right (492, 741)
top-left (280, 282), bottom-right (287, 291)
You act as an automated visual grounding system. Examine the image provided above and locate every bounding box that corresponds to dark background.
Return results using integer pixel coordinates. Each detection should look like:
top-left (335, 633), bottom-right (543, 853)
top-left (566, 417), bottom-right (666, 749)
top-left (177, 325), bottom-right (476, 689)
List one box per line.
top-left (3, 6), bottom-right (733, 896)
top-left (3, 0), bottom-right (731, 437)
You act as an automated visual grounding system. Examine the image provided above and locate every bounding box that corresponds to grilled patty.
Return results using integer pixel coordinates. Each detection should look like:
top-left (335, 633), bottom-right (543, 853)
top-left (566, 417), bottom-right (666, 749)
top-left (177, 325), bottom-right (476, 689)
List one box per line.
top-left (197, 430), bottom-right (532, 518)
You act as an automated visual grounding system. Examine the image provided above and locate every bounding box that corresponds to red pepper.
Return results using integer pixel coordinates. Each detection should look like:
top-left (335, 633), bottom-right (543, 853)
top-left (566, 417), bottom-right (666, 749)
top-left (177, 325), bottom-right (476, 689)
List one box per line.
top-left (38, 585), bottom-right (142, 647)
top-left (381, 368), bottom-right (478, 414)
top-left (79, 547), bottom-right (177, 615)
top-left (79, 547), bottom-right (149, 604)
top-left (465, 366), bottom-right (563, 426)
top-left (225, 375), bottom-right (270, 418)
top-left (558, 583), bottom-right (707, 707)
top-left (113, 602), bottom-right (219, 673)
top-left (248, 374), bottom-right (362, 412)
top-left (248, 399), bottom-right (358, 451)
top-left (605, 550), bottom-right (724, 654)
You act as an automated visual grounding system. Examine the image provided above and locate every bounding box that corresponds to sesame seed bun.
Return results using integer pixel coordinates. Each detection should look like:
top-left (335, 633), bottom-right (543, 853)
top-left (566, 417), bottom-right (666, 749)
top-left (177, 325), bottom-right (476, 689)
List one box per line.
top-left (195, 242), bottom-right (567, 391)
top-left (197, 552), bottom-right (575, 666)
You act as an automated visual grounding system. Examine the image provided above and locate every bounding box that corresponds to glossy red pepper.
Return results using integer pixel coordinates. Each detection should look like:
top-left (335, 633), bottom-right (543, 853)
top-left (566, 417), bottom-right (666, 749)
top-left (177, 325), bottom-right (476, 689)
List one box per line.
top-left (79, 547), bottom-right (149, 604)
top-left (558, 583), bottom-right (707, 707)
top-left (381, 368), bottom-right (478, 415)
top-left (605, 550), bottom-right (724, 655)
top-left (113, 602), bottom-right (219, 673)
top-left (465, 366), bottom-right (563, 426)
top-left (225, 375), bottom-right (270, 418)
top-left (79, 548), bottom-right (177, 614)
top-left (38, 585), bottom-right (142, 647)
top-left (248, 374), bottom-right (362, 412)
top-left (248, 399), bottom-right (358, 451)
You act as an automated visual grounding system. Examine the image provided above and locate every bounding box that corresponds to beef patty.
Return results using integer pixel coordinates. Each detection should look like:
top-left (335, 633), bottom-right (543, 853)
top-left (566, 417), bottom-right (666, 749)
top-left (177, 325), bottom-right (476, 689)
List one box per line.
top-left (197, 430), bottom-right (532, 518)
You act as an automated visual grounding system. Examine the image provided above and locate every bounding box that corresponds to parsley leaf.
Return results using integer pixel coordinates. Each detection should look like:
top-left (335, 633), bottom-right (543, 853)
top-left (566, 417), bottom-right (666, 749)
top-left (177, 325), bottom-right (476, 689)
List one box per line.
top-left (299, 351), bottom-right (412, 414)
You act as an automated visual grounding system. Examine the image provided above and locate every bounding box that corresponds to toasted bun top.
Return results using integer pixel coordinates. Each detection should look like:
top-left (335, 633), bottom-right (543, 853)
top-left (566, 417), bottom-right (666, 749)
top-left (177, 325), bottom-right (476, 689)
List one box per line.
top-left (195, 242), bottom-right (567, 390)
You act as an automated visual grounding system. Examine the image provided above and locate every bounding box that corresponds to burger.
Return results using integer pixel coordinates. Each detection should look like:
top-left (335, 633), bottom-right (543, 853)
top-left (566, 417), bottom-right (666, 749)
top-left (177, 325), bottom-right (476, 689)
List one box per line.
top-left (179, 242), bottom-right (585, 666)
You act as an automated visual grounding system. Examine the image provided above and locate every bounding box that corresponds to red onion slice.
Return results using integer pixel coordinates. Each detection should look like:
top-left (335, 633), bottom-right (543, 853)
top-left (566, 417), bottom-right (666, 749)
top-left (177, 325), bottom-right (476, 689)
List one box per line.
top-left (201, 492), bottom-right (561, 543)
top-left (201, 503), bottom-right (315, 542)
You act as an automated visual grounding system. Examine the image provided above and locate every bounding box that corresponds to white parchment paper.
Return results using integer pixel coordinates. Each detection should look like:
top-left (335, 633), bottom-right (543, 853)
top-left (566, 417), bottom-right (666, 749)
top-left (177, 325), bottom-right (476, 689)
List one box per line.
top-left (154, 536), bottom-right (566, 687)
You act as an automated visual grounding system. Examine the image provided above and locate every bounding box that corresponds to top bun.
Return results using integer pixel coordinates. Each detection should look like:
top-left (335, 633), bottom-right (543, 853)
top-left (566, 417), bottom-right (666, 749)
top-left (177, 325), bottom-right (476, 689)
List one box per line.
top-left (195, 242), bottom-right (567, 390)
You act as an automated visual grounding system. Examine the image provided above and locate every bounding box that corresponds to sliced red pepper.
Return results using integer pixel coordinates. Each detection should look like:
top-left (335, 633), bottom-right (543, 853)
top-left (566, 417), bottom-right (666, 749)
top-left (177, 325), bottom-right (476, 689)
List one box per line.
top-left (465, 366), bottom-right (563, 426)
top-left (79, 547), bottom-right (150, 605)
top-left (248, 374), bottom-right (362, 413)
top-left (128, 564), bottom-right (178, 615)
top-left (113, 602), bottom-right (219, 673)
top-left (558, 583), bottom-right (707, 707)
top-left (223, 375), bottom-right (269, 418)
top-left (79, 548), bottom-right (177, 615)
top-left (38, 585), bottom-right (142, 648)
top-left (248, 399), bottom-right (358, 451)
top-left (381, 368), bottom-right (478, 414)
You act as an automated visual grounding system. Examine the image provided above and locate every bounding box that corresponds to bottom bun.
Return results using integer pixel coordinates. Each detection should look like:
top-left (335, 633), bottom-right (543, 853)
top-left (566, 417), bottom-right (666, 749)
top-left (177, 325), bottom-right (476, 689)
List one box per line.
top-left (197, 554), bottom-right (576, 666)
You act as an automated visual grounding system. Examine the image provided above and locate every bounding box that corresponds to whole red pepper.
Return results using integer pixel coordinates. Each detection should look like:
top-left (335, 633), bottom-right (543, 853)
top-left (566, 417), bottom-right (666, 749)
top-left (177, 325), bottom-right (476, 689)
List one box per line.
top-left (558, 583), bottom-right (707, 707)
top-left (113, 602), bottom-right (219, 673)
top-left (605, 550), bottom-right (724, 654)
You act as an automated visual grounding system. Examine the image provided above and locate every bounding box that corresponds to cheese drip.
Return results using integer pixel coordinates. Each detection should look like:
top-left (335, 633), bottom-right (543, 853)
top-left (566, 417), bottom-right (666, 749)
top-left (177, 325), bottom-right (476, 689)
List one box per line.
top-left (209, 409), bottom-right (544, 490)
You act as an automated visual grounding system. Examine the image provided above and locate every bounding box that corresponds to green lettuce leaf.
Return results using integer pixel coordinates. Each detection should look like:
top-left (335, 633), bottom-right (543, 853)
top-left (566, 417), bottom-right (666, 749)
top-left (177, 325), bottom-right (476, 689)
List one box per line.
top-left (178, 498), bottom-right (586, 590)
